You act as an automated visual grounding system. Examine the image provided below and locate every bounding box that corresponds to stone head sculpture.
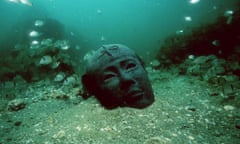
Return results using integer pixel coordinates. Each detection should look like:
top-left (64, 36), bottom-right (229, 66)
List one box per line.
top-left (81, 44), bottom-right (154, 109)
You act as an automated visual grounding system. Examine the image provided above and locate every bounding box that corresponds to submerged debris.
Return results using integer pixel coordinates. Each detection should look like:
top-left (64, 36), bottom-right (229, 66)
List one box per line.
top-left (7, 99), bottom-right (26, 111)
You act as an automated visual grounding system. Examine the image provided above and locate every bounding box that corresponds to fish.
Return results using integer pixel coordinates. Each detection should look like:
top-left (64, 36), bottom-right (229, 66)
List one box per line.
top-left (224, 10), bottom-right (234, 25)
top-left (212, 40), bottom-right (220, 47)
top-left (39, 55), bottom-right (52, 65)
top-left (75, 45), bottom-right (81, 50)
top-left (34, 20), bottom-right (44, 27)
top-left (54, 72), bottom-right (65, 82)
top-left (97, 9), bottom-right (102, 14)
top-left (184, 16), bottom-right (192, 22)
top-left (51, 61), bottom-right (60, 69)
top-left (31, 40), bottom-right (39, 45)
top-left (8, 0), bottom-right (32, 6)
top-left (29, 30), bottom-right (41, 37)
top-left (224, 10), bottom-right (234, 17)
top-left (176, 29), bottom-right (184, 34)
top-left (189, 0), bottom-right (200, 4)
top-left (100, 35), bottom-right (106, 41)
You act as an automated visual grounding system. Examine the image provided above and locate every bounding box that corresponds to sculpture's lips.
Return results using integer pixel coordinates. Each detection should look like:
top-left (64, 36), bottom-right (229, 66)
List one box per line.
top-left (126, 90), bottom-right (144, 102)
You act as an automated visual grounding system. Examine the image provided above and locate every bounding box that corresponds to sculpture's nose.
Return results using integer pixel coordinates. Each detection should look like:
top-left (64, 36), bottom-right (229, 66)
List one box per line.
top-left (120, 72), bottom-right (136, 90)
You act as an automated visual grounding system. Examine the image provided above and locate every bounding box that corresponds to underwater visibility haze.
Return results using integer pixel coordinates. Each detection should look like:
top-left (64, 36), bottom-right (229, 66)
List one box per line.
top-left (1, 0), bottom-right (239, 60)
top-left (0, 0), bottom-right (240, 144)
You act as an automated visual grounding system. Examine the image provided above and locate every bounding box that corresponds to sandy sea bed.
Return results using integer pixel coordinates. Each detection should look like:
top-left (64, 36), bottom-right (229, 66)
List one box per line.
top-left (0, 68), bottom-right (240, 144)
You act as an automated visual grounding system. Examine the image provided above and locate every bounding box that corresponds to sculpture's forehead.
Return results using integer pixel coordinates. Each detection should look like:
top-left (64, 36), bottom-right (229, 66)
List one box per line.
top-left (91, 44), bottom-right (135, 61)
top-left (101, 56), bottom-right (139, 71)
top-left (92, 56), bottom-right (139, 76)
top-left (85, 44), bottom-right (137, 74)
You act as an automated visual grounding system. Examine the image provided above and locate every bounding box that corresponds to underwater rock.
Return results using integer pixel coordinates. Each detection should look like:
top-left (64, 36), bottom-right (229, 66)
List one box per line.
top-left (7, 99), bottom-right (26, 111)
top-left (3, 81), bottom-right (15, 89)
top-left (209, 88), bottom-right (220, 97)
top-left (186, 55), bottom-right (229, 78)
top-left (52, 130), bottom-right (66, 140)
top-left (222, 83), bottom-right (235, 99)
top-left (0, 18), bottom-right (77, 83)
top-left (187, 65), bottom-right (202, 76)
top-left (208, 76), bottom-right (237, 99)
top-left (207, 76), bottom-right (219, 85)
top-left (216, 77), bottom-right (227, 85)
top-left (207, 76), bottom-right (227, 85)
top-left (222, 83), bottom-right (234, 95)
top-left (223, 75), bottom-right (239, 82)
top-left (213, 66), bottom-right (225, 75)
top-left (223, 105), bottom-right (235, 111)
top-left (193, 55), bottom-right (217, 65)
top-left (13, 75), bottom-right (27, 87)
top-left (55, 94), bottom-right (69, 100)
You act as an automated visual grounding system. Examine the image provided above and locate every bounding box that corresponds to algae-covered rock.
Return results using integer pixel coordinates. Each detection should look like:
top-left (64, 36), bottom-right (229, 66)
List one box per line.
top-left (7, 99), bottom-right (26, 111)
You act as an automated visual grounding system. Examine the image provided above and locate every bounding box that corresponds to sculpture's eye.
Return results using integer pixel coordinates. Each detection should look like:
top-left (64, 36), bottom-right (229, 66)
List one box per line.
top-left (126, 62), bottom-right (137, 71)
top-left (103, 74), bottom-right (116, 81)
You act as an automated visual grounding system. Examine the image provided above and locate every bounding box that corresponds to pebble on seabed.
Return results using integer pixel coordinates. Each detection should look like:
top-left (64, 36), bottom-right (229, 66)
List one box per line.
top-left (7, 99), bottom-right (26, 111)
top-left (223, 105), bottom-right (235, 111)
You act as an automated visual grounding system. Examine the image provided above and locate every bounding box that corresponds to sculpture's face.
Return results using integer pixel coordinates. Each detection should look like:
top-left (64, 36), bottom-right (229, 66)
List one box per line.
top-left (82, 44), bottom-right (154, 109)
top-left (95, 56), bottom-right (154, 109)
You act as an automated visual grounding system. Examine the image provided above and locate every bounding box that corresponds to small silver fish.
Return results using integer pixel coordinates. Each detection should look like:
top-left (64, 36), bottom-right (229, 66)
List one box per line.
top-left (212, 40), bottom-right (220, 47)
top-left (101, 35), bottom-right (106, 41)
top-left (8, 0), bottom-right (32, 6)
top-left (29, 30), bottom-right (41, 37)
top-left (39, 55), bottom-right (52, 65)
top-left (34, 20), bottom-right (44, 27)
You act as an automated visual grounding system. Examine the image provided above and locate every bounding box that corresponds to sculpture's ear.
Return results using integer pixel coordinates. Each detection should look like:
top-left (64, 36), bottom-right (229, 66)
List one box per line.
top-left (81, 74), bottom-right (97, 96)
